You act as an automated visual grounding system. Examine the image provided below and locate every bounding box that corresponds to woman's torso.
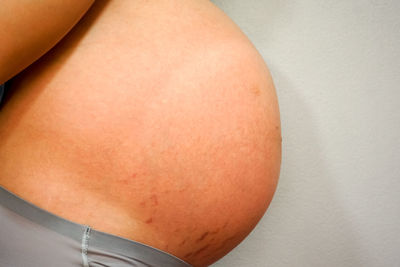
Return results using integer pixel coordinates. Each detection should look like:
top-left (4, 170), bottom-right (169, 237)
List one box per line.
top-left (0, 1), bottom-right (281, 265)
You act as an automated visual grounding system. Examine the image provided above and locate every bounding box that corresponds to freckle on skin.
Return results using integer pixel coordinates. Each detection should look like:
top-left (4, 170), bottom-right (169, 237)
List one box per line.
top-left (196, 232), bottom-right (209, 242)
top-left (250, 84), bottom-right (261, 96)
top-left (139, 201), bottom-right (146, 207)
top-left (178, 188), bottom-right (185, 193)
top-left (210, 228), bottom-right (219, 235)
top-left (131, 173), bottom-right (137, 178)
top-left (145, 217), bottom-right (153, 224)
top-left (216, 235), bottom-right (236, 251)
top-left (150, 194), bottom-right (158, 205)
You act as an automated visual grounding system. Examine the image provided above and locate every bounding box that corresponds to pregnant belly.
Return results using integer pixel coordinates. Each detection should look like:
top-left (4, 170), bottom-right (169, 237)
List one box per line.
top-left (0, 1), bottom-right (281, 266)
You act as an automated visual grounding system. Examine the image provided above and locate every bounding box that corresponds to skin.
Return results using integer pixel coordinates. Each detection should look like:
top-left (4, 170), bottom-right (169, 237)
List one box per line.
top-left (0, 0), bottom-right (95, 84)
top-left (0, 1), bottom-right (281, 266)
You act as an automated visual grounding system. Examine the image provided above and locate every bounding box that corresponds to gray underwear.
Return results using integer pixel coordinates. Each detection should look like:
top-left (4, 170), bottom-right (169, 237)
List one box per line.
top-left (0, 186), bottom-right (192, 267)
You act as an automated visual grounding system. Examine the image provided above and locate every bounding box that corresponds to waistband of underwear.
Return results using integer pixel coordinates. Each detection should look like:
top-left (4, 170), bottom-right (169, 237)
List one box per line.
top-left (0, 185), bottom-right (191, 266)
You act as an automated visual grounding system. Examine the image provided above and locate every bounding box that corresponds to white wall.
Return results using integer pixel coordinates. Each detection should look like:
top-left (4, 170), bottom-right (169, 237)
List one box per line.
top-left (211, 0), bottom-right (400, 266)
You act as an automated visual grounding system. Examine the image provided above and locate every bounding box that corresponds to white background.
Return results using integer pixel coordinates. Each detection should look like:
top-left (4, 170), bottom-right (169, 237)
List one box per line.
top-left (211, 0), bottom-right (400, 266)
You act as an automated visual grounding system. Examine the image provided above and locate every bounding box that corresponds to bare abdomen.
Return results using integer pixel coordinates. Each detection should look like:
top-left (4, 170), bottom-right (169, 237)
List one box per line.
top-left (0, 1), bottom-right (281, 266)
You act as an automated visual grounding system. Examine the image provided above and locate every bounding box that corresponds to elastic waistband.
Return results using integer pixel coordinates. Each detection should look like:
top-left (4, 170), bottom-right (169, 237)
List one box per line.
top-left (0, 185), bottom-right (191, 267)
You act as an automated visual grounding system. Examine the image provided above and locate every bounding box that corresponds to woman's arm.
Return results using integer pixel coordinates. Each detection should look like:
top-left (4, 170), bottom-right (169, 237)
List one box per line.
top-left (0, 0), bottom-right (95, 84)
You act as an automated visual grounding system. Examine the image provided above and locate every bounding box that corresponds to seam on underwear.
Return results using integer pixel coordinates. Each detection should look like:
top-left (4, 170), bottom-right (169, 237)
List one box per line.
top-left (81, 225), bottom-right (92, 267)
